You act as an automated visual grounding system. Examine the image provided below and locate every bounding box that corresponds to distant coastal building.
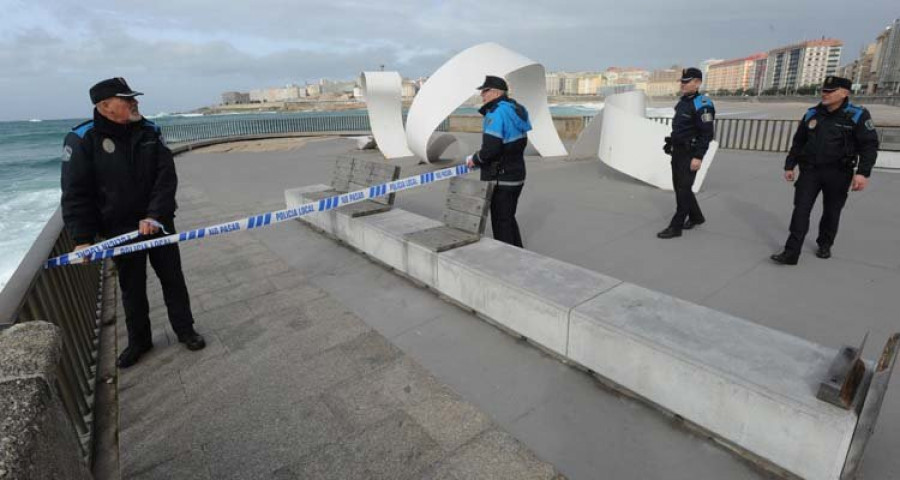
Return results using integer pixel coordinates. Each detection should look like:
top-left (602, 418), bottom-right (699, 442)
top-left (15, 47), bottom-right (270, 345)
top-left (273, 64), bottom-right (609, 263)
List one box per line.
top-left (839, 43), bottom-right (877, 93)
top-left (604, 67), bottom-right (649, 85)
top-left (577, 74), bottom-right (604, 95)
top-left (221, 91), bottom-right (250, 105)
top-left (763, 39), bottom-right (842, 93)
top-left (305, 84), bottom-right (322, 97)
top-left (560, 73), bottom-right (580, 95)
top-left (877, 18), bottom-right (900, 93)
top-left (545, 72), bottom-right (561, 95)
top-left (401, 81), bottom-right (418, 98)
top-left (645, 68), bottom-right (681, 97)
top-left (705, 53), bottom-right (767, 94)
top-left (250, 85), bottom-right (305, 103)
top-left (699, 59), bottom-right (725, 84)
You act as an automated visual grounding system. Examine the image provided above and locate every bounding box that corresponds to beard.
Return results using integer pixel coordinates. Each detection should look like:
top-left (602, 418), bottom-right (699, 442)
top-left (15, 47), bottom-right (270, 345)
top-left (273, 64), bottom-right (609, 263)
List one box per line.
top-left (128, 107), bottom-right (143, 122)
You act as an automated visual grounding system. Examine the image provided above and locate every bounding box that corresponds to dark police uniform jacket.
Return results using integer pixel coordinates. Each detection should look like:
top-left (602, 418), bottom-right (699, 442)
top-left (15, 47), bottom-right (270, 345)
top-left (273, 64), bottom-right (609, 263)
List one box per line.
top-left (671, 93), bottom-right (715, 159)
top-left (785, 99), bottom-right (879, 177)
top-left (61, 110), bottom-right (177, 244)
top-left (472, 96), bottom-right (533, 183)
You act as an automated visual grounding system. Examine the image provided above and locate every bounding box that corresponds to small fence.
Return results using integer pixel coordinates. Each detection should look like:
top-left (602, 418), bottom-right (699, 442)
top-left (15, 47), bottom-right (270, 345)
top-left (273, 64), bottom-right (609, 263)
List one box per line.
top-left (160, 114), bottom-right (450, 145)
top-left (161, 112), bottom-right (897, 154)
top-left (0, 208), bottom-right (103, 461)
top-left (647, 117), bottom-right (900, 152)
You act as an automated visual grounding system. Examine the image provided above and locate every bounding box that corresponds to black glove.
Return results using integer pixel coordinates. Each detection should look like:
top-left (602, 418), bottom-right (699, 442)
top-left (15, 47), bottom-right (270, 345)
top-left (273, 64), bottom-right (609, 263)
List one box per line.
top-left (663, 136), bottom-right (673, 155)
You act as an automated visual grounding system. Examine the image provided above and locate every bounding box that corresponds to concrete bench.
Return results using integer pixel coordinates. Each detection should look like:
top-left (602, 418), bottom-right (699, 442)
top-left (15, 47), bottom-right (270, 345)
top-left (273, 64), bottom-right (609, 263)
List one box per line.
top-left (283, 186), bottom-right (898, 480)
top-left (302, 157), bottom-right (400, 218)
top-left (878, 127), bottom-right (900, 152)
top-left (876, 127), bottom-right (900, 170)
top-left (404, 177), bottom-right (493, 253)
top-left (285, 157), bottom-right (400, 235)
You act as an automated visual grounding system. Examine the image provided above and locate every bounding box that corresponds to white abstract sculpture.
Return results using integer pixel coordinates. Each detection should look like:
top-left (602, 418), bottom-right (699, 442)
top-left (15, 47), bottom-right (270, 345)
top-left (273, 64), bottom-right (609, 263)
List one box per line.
top-left (360, 72), bottom-right (414, 158)
top-left (404, 42), bottom-right (567, 163)
top-left (572, 90), bottom-right (718, 192)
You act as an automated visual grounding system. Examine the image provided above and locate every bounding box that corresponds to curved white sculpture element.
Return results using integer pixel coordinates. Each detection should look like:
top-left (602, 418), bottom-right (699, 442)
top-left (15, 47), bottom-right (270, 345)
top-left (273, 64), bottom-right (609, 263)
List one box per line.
top-left (574, 91), bottom-right (717, 192)
top-left (361, 72), bottom-right (414, 158)
top-left (405, 42), bottom-right (567, 163)
top-left (568, 107), bottom-right (605, 160)
top-left (425, 134), bottom-right (471, 163)
top-left (569, 91), bottom-right (647, 160)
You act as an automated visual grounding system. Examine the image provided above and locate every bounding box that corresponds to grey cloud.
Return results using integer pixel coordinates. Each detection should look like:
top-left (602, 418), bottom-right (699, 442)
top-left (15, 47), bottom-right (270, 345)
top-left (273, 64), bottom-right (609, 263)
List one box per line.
top-left (1, 0), bottom-right (897, 120)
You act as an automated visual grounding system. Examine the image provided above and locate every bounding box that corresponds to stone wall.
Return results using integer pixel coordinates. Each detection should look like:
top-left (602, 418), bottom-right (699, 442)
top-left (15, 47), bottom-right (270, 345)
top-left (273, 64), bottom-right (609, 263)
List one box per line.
top-left (0, 322), bottom-right (92, 480)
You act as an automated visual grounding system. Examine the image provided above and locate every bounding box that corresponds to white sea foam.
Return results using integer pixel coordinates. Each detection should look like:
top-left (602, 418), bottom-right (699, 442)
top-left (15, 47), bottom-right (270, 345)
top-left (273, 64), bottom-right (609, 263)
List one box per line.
top-left (0, 188), bottom-right (59, 291)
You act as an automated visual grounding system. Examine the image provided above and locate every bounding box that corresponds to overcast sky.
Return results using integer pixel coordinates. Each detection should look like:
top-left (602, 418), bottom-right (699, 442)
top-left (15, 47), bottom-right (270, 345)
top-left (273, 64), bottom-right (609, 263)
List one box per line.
top-left (0, 0), bottom-right (896, 121)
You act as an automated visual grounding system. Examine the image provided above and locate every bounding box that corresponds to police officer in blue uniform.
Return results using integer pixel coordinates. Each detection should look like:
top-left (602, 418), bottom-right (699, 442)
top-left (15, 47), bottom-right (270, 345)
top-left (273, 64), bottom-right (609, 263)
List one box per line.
top-left (658, 67), bottom-right (715, 239)
top-left (61, 78), bottom-right (206, 368)
top-left (466, 75), bottom-right (533, 247)
top-left (771, 76), bottom-right (879, 265)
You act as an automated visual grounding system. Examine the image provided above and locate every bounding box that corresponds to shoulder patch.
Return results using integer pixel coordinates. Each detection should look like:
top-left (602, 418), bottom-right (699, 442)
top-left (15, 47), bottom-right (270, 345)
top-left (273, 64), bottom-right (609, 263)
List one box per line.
top-left (72, 121), bottom-right (94, 139)
top-left (843, 103), bottom-right (864, 124)
top-left (62, 145), bottom-right (73, 162)
top-left (143, 119), bottom-right (161, 132)
top-left (864, 118), bottom-right (876, 131)
top-left (803, 107), bottom-right (817, 123)
top-left (693, 95), bottom-right (713, 111)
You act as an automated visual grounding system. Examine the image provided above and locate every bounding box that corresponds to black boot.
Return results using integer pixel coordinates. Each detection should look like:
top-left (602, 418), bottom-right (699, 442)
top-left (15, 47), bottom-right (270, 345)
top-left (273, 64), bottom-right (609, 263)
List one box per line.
top-left (815, 245), bottom-right (832, 259)
top-left (770, 251), bottom-right (799, 265)
top-left (178, 330), bottom-right (206, 351)
top-left (683, 217), bottom-right (706, 230)
top-left (657, 227), bottom-right (682, 239)
top-left (117, 342), bottom-right (153, 368)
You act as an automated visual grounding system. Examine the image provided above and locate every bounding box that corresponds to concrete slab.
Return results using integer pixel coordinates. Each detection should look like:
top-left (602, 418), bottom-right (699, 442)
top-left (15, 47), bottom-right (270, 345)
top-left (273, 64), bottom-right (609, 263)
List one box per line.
top-left (569, 282), bottom-right (855, 480)
top-left (437, 239), bottom-right (622, 355)
top-left (285, 184), bottom-right (335, 233)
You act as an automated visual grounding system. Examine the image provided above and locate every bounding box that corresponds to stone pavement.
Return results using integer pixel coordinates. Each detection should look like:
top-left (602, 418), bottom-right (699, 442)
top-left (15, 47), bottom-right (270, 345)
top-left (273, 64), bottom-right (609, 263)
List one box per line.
top-left (116, 136), bottom-right (900, 480)
top-left (114, 179), bottom-right (564, 479)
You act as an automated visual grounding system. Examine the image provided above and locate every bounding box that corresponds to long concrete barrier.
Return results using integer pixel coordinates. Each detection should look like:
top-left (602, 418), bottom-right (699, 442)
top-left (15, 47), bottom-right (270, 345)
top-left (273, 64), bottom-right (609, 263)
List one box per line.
top-left (285, 184), bottom-right (897, 480)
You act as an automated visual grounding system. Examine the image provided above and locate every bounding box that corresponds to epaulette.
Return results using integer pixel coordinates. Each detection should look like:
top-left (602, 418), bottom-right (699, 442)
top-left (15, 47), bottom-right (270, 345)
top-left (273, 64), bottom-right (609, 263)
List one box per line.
top-left (71, 120), bottom-right (94, 138)
top-left (803, 107), bottom-right (818, 123)
top-left (142, 119), bottom-right (161, 133)
top-left (693, 94), bottom-right (714, 111)
top-left (842, 103), bottom-right (865, 124)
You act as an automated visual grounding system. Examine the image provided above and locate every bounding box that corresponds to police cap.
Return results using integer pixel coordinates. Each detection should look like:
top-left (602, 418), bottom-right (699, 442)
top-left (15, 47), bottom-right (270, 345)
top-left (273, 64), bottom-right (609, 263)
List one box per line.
top-left (822, 76), bottom-right (852, 92)
top-left (90, 77), bottom-right (144, 105)
top-left (476, 75), bottom-right (509, 92)
top-left (680, 67), bottom-right (703, 82)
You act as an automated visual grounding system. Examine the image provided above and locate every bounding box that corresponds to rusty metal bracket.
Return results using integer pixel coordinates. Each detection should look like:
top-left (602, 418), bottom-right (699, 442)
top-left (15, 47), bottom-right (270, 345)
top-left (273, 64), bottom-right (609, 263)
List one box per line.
top-left (841, 333), bottom-right (900, 479)
top-left (818, 333), bottom-right (869, 409)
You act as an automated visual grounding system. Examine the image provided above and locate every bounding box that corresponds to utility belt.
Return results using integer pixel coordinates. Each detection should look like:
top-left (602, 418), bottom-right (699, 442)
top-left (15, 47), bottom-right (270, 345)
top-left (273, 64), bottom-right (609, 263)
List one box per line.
top-left (800, 157), bottom-right (858, 171)
top-left (664, 136), bottom-right (695, 155)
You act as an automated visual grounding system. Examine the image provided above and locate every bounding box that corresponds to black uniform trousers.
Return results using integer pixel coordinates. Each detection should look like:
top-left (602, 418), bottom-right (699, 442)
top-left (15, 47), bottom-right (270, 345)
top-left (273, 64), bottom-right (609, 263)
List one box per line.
top-left (491, 184), bottom-right (524, 248)
top-left (112, 221), bottom-right (194, 348)
top-left (784, 166), bottom-right (853, 256)
top-left (669, 149), bottom-right (704, 229)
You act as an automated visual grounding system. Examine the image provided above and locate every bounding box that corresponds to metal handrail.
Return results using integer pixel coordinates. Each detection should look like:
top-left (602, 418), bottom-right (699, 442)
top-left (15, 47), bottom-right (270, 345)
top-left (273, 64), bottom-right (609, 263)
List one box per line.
top-left (159, 114), bottom-right (451, 144)
top-left (0, 207), bottom-right (103, 460)
top-left (648, 117), bottom-right (899, 153)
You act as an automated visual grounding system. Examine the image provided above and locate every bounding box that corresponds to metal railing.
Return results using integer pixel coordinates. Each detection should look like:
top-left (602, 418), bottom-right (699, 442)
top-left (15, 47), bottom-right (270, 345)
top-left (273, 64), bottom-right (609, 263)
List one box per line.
top-left (160, 114), bottom-right (450, 144)
top-left (0, 208), bottom-right (103, 461)
top-left (647, 117), bottom-right (900, 153)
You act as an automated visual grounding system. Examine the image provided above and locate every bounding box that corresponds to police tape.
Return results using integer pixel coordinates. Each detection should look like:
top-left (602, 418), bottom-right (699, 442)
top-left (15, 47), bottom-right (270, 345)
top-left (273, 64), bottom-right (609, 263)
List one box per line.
top-left (45, 164), bottom-right (472, 269)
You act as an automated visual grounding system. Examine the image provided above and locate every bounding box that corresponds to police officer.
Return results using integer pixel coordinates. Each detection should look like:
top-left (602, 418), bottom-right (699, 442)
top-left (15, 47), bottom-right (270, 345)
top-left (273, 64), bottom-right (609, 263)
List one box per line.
top-left (658, 67), bottom-right (715, 239)
top-left (466, 75), bottom-right (533, 247)
top-left (61, 77), bottom-right (205, 368)
top-left (771, 76), bottom-right (879, 265)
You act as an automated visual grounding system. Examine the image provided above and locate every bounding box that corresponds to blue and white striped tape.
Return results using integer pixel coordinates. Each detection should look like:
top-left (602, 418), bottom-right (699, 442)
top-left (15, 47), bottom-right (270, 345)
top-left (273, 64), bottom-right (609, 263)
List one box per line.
top-left (46, 164), bottom-right (472, 269)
